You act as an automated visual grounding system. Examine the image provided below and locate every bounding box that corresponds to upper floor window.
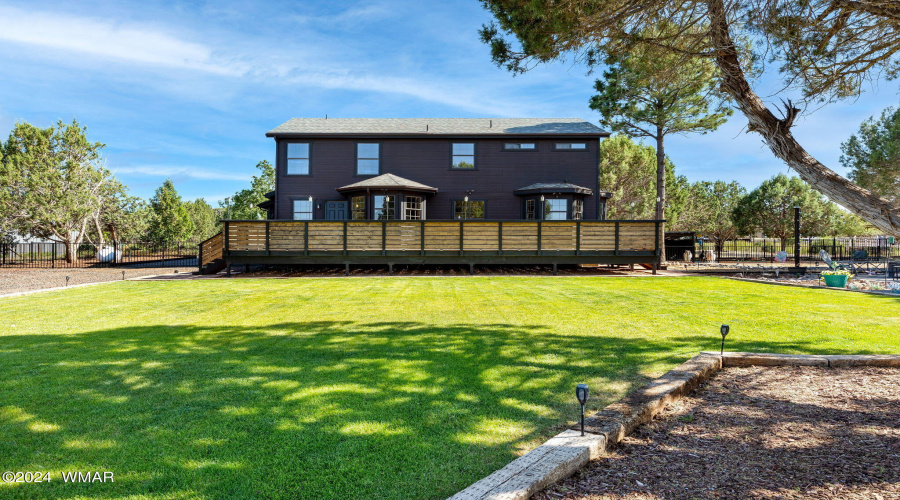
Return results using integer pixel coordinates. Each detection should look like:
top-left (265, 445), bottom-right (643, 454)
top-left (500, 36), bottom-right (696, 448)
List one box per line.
top-left (287, 143), bottom-right (310, 175)
top-left (555, 143), bottom-right (587, 150)
top-left (293, 198), bottom-right (313, 220)
top-left (454, 200), bottom-right (485, 219)
top-left (504, 143), bottom-right (536, 150)
top-left (543, 199), bottom-right (567, 220)
top-left (357, 143), bottom-right (380, 175)
top-left (451, 143), bottom-right (475, 169)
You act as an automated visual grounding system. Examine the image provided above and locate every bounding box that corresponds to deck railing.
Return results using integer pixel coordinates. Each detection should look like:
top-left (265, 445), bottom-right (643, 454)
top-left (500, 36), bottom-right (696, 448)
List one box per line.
top-left (223, 219), bottom-right (661, 257)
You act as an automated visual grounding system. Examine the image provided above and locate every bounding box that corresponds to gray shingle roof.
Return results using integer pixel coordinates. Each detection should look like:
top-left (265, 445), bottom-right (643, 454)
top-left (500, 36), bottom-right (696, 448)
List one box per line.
top-left (336, 173), bottom-right (438, 193)
top-left (514, 182), bottom-right (595, 196)
top-left (267, 118), bottom-right (607, 136)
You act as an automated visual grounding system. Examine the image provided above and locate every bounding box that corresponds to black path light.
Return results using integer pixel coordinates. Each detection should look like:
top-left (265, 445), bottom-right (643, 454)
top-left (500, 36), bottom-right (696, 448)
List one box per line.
top-left (720, 324), bottom-right (730, 355)
top-left (576, 383), bottom-right (589, 436)
top-left (122, 270), bottom-right (126, 280)
top-left (65, 275), bottom-right (69, 287)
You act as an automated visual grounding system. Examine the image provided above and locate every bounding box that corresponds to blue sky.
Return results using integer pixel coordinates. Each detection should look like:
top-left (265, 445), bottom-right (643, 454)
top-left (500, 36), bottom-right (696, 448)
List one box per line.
top-left (0, 0), bottom-right (897, 204)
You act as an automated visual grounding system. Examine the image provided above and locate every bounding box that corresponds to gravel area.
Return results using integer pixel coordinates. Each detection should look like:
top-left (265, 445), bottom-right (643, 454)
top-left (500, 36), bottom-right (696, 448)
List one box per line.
top-left (536, 366), bottom-right (900, 500)
top-left (0, 265), bottom-right (193, 295)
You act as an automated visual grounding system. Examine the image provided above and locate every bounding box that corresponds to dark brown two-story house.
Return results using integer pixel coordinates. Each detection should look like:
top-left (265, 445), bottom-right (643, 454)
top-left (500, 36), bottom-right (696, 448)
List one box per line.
top-left (258, 118), bottom-right (613, 221)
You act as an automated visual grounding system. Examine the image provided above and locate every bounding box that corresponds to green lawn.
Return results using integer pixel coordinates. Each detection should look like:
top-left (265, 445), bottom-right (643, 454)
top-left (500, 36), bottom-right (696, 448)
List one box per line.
top-left (1, 276), bottom-right (898, 499)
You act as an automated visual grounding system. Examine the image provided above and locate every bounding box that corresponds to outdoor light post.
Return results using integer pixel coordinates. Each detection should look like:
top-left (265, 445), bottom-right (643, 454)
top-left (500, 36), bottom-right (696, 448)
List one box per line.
top-left (720, 324), bottom-right (730, 355)
top-left (576, 384), bottom-right (589, 436)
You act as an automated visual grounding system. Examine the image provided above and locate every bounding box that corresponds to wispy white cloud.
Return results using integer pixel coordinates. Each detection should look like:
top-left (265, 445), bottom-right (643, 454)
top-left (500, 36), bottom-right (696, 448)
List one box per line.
top-left (0, 6), bottom-right (248, 76)
top-left (0, 5), bottom-right (544, 116)
top-left (112, 165), bottom-right (250, 182)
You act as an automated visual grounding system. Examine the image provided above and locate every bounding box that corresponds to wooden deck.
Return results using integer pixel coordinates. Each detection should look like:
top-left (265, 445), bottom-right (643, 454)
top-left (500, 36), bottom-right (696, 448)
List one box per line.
top-left (216, 219), bottom-right (662, 272)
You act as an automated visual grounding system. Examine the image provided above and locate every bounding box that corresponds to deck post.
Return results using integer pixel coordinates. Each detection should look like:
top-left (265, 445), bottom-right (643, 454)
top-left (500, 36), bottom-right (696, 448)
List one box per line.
top-left (538, 221), bottom-right (543, 255)
top-left (420, 220), bottom-right (425, 255)
top-left (265, 220), bottom-right (270, 255)
top-left (388, 262), bottom-right (393, 275)
top-left (459, 221), bottom-right (464, 255)
top-left (576, 221), bottom-right (581, 255)
top-left (343, 221), bottom-right (348, 255)
top-left (382, 221), bottom-right (387, 256)
top-left (498, 221), bottom-right (503, 254)
top-left (224, 221), bottom-right (230, 255)
top-left (304, 221), bottom-right (309, 256)
top-left (226, 263), bottom-right (232, 277)
top-left (552, 262), bottom-right (558, 276)
top-left (655, 220), bottom-right (661, 266)
top-left (652, 261), bottom-right (658, 275)
top-left (469, 262), bottom-right (474, 275)
top-left (345, 262), bottom-right (350, 276)
top-left (614, 222), bottom-right (620, 256)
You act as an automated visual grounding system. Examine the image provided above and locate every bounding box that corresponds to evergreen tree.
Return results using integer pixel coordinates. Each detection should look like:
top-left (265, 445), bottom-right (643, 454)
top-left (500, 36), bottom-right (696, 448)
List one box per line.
top-left (840, 106), bottom-right (900, 204)
top-left (675, 180), bottom-right (747, 258)
top-left (0, 120), bottom-right (125, 261)
top-left (599, 135), bottom-right (687, 222)
top-left (222, 160), bottom-right (275, 220)
top-left (148, 179), bottom-right (193, 243)
top-left (732, 174), bottom-right (843, 250)
top-left (185, 199), bottom-right (221, 240)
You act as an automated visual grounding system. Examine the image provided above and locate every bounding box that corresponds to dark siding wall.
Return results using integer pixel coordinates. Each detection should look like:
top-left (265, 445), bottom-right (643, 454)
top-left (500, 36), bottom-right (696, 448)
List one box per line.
top-left (274, 137), bottom-right (600, 220)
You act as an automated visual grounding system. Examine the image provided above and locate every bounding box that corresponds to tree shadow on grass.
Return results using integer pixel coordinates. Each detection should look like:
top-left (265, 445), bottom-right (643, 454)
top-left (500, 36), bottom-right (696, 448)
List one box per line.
top-left (0, 322), bottom-right (836, 500)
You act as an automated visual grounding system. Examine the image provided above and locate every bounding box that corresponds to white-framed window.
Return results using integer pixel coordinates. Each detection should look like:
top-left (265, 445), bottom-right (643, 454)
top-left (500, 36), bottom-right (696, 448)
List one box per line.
top-left (373, 194), bottom-right (395, 220)
top-left (504, 143), bottom-right (536, 150)
top-left (293, 199), bottom-right (313, 220)
top-left (287, 143), bottom-right (310, 175)
top-left (357, 143), bottom-right (380, 175)
top-left (452, 143), bottom-right (475, 169)
top-left (402, 196), bottom-right (425, 220)
top-left (543, 199), bottom-right (567, 220)
top-left (572, 199), bottom-right (584, 220)
top-left (554, 143), bottom-right (587, 150)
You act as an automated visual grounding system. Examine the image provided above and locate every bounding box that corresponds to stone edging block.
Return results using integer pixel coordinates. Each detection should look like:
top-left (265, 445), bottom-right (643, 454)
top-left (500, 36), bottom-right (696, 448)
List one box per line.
top-left (446, 430), bottom-right (605, 500)
top-left (703, 351), bottom-right (900, 368)
top-left (449, 353), bottom-right (721, 500)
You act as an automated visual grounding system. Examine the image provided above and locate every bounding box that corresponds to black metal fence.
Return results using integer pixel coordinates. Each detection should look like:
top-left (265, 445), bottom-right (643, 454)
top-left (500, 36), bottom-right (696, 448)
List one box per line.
top-left (679, 237), bottom-right (900, 263)
top-left (0, 241), bottom-right (199, 269)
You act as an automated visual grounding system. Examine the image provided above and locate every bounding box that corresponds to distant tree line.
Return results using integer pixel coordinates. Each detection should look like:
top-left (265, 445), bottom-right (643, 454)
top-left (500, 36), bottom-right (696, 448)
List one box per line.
top-left (600, 135), bottom-right (877, 254)
top-left (0, 120), bottom-right (273, 261)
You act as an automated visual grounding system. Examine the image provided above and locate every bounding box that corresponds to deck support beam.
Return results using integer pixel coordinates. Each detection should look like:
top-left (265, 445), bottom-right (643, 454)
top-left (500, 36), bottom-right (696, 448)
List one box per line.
top-left (552, 263), bottom-right (558, 276)
top-left (345, 262), bottom-right (350, 276)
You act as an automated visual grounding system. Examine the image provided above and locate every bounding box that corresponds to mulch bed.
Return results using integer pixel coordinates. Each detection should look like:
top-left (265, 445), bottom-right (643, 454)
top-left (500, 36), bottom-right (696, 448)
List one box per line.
top-left (535, 366), bottom-right (900, 500)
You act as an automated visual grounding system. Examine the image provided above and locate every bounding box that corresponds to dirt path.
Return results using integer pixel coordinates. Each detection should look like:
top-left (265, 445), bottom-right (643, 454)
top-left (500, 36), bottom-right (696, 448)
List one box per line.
top-left (536, 366), bottom-right (900, 500)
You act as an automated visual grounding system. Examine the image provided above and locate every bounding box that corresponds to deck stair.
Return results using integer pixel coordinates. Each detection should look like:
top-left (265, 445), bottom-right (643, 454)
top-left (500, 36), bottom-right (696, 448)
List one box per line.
top-left (198, 232), bottom-right (226, 274)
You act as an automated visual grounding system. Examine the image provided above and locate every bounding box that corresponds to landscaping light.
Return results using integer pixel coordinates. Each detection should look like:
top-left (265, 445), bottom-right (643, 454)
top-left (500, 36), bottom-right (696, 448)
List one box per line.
top-left (65, 275), bottom-right (69, 287)
top-left (576, 383), bottom-right (589, 436)
top-left (122, 270), bottom-right (125, 280)
top-left (720, 324), bottom-right (730, 355)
